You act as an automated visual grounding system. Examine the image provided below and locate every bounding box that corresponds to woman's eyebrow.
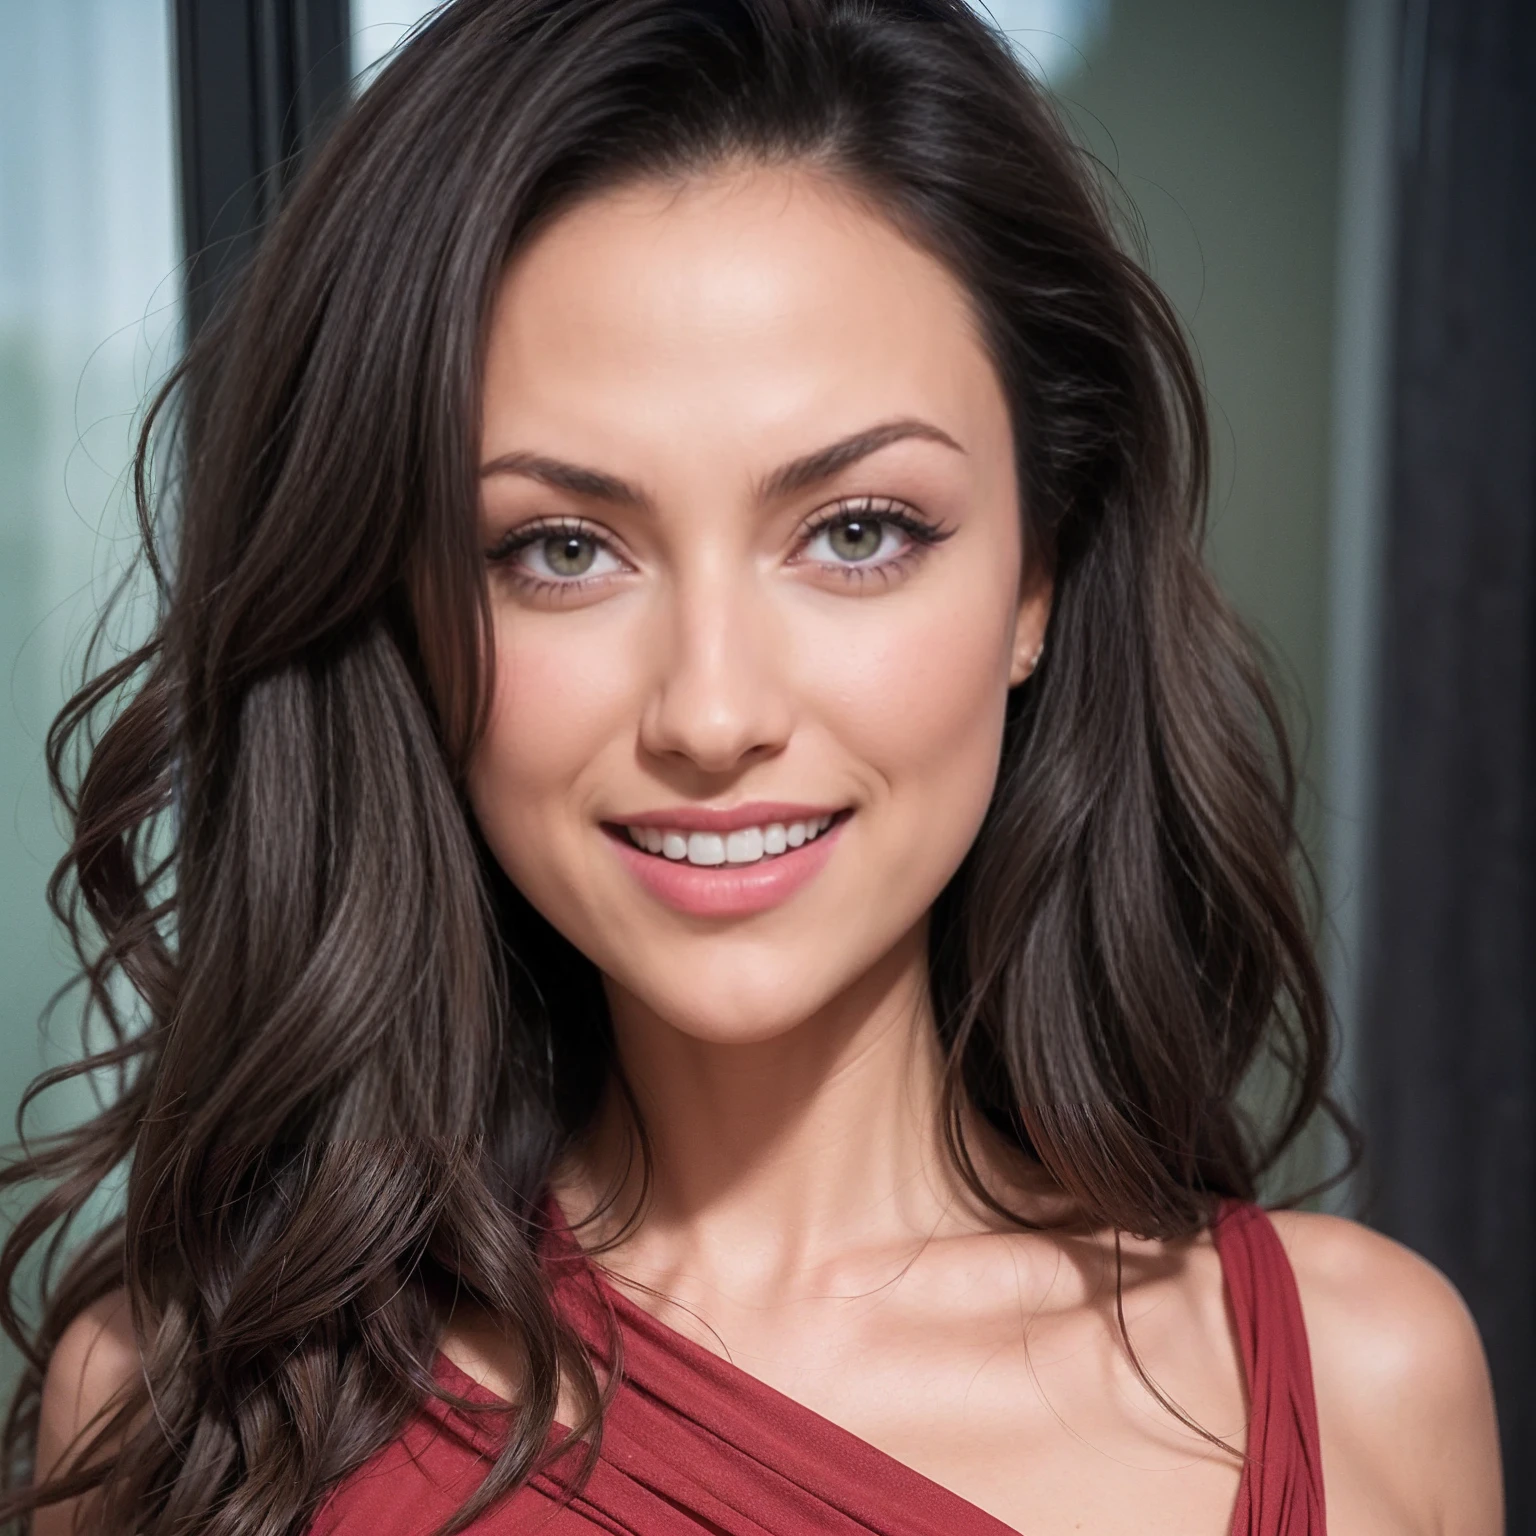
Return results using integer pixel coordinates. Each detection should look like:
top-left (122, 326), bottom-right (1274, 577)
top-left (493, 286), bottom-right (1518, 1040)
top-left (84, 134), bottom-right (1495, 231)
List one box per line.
top-left (477, 416), bottom-right (965, 509)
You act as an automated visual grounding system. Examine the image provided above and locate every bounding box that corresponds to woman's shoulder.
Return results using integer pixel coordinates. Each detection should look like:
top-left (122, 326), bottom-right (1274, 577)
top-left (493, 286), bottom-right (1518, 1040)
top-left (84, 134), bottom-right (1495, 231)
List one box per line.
top-left (1263, 1209), bottom-right (1502, 1535)
top-left (1265, 1208), bottom-right (1488, 1395)
top-left (34, 1289), bottom-right (140, 1536)
top-left (39, 1288), bottom-right (139, 1445)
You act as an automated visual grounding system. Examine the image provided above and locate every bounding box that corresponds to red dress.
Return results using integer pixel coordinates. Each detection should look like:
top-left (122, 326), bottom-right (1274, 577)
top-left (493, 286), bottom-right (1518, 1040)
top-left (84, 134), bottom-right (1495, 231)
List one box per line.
top-left (311, 1200), bottom-right (1325, 1534)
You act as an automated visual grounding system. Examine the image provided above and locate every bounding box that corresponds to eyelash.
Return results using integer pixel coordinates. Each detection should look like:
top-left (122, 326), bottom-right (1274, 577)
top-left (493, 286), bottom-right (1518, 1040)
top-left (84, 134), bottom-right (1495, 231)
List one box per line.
top-left (484, 498), bottom-right (954, 598)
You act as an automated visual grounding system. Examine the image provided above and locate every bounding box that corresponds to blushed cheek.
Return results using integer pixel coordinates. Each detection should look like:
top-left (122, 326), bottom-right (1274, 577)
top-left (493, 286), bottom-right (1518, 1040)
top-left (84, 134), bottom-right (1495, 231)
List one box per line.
top-left (466, 624), bottom-right (628, 875)
top-left (816, 585), bottom-right (1015, 874)
top-left (844, 578), bottom-right (1011, 746)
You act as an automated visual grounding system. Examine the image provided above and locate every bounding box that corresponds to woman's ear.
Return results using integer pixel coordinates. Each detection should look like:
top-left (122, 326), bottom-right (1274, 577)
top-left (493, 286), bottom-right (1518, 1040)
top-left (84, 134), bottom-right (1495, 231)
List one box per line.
top-left (1008, 555), bottom-right (1053, 687)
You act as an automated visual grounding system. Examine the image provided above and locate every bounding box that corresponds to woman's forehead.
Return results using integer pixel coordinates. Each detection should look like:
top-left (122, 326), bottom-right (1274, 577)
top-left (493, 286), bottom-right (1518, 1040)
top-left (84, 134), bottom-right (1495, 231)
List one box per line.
top-left (481, 164), bottom-right (1006, 482)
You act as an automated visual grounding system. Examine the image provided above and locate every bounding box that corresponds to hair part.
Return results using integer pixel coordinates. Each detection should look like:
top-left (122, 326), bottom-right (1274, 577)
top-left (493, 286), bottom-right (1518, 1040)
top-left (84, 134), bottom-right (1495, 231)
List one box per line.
top-left (1, 1), bottom-right (1356, 1531)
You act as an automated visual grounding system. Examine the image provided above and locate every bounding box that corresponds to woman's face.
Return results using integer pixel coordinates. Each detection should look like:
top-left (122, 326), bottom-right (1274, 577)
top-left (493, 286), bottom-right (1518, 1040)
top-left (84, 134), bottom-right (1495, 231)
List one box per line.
top-left (468, 163), bottom-right (1049, 1046)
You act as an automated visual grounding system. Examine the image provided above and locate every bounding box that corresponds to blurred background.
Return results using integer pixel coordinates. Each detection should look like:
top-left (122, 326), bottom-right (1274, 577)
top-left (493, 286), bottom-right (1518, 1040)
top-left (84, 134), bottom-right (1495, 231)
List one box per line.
top-left (1, 0), bottom-right (1530, 1513)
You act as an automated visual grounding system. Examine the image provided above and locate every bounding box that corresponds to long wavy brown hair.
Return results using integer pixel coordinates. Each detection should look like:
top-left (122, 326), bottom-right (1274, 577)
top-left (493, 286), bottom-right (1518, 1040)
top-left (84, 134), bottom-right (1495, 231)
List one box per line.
top-left (0, 1), bottom-right (1355, 1531)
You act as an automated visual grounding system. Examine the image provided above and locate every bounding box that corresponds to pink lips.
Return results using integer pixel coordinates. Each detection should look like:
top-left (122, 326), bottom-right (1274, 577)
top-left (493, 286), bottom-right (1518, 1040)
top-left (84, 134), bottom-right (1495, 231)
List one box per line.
top-left (603, 806), bottom-right (850, 918)
top-left (615, 801), bottom-right (846, 833)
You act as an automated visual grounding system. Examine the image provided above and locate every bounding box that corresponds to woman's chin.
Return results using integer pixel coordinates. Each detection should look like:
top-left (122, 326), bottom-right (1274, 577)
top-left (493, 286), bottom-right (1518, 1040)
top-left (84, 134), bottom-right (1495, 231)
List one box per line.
top-left (617, 990), bottom-right (844, 1050)
top-left (587, 898), bottom-right (938, 1057)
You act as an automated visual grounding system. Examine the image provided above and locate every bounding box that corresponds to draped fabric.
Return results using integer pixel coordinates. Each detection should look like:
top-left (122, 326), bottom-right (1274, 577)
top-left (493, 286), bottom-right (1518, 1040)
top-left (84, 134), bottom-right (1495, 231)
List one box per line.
top-left (311, 1200), bottom-right (1325, 1534)
top-left (1212, 1202), bottom-right (1327, 1536)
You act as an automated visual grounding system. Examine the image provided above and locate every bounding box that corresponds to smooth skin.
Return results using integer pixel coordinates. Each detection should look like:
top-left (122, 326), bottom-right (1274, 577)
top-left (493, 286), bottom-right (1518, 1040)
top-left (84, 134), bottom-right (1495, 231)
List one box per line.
top-left (38, 164), bottom-right (1502, 1535)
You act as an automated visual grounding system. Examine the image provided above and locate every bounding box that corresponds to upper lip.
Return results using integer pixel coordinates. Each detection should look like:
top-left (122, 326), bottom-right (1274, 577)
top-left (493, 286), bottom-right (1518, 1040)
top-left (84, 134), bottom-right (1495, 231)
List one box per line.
top-left (606, 802), bottom-right (848, 833)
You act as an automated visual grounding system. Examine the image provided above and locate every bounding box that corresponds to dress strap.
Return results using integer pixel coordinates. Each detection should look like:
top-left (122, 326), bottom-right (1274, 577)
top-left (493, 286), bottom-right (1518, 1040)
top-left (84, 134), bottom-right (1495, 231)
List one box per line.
top-left (1211, 1200), bottom-right (1327, 1535)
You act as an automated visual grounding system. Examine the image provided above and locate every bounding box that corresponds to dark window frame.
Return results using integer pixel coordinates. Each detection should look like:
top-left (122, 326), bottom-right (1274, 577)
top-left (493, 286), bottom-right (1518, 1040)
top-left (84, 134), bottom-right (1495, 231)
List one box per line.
top-left (175, 0), bottom-right (352, 335)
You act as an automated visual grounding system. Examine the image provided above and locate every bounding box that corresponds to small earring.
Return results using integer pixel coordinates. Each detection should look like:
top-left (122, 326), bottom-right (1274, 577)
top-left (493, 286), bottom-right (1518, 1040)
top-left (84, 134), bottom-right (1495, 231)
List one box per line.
top-left (1012, 640), bottom-right (1044, 687)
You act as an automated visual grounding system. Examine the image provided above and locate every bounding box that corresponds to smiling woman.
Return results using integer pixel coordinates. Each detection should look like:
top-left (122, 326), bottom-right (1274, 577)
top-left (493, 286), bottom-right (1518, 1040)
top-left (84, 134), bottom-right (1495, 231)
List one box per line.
top-left (0, 3), bottom-right (1501, 1536)
top-left (468, 174), bottom-right (1041, 969)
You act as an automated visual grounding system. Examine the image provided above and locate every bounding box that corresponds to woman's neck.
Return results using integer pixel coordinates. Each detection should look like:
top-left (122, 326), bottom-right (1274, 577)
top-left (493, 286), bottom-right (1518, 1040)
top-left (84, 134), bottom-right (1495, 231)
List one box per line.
top-left (554, 920), bottom-right (1043, 1284)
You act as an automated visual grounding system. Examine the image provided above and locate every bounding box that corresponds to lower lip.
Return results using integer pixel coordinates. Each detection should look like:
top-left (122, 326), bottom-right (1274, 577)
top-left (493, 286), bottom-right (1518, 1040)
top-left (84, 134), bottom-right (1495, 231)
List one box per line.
top-left (604, 816), bottom-right (850, 918)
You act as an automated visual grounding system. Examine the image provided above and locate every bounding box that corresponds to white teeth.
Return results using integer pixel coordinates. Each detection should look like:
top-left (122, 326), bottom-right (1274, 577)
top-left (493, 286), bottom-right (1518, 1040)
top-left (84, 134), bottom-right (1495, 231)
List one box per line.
top-left (624, 814), bottom-right (842, 868)
top-left (687, 832), bottom-right (727, 866)
top-left (725, 827), bottom-right (765, 864)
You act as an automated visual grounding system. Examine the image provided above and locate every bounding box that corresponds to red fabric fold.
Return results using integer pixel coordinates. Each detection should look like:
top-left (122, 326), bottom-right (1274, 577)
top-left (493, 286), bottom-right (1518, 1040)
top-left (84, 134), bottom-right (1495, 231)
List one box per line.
top-left (312, 1200), bottom-right (1325, 1534)
top-left (1211, 1200), bottom-right (1328, 1536)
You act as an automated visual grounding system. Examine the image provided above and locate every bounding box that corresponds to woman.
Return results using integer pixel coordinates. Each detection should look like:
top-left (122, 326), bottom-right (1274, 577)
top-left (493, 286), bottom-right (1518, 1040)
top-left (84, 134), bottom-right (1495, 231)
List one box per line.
top-left (2, 1), bottom-right (1501, 1532)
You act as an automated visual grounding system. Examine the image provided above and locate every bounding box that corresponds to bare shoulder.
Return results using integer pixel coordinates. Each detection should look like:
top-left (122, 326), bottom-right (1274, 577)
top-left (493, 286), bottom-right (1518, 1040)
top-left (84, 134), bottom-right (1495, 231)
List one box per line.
top-left (1266, 1210), bottom-right (1503, 1535)
top-left (35, 1288), bottom-right (141, 1534)
top-left (1268, 1210), bottom-right (1484, 1375)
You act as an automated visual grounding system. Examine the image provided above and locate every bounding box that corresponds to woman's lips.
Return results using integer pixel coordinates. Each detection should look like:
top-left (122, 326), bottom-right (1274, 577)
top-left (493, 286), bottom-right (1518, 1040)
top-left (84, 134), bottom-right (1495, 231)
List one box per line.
top-left (603, 811), bottom-right (851, 918)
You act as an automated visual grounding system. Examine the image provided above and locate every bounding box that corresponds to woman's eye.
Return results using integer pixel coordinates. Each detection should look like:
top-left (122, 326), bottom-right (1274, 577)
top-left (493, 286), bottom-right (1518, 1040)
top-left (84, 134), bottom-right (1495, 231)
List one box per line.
top-left (805, 514), bottom-right (910, 566)
top-left (496, 527), bottom-right (625, 584)
top-left (536, 531), bottom-right (600, 577)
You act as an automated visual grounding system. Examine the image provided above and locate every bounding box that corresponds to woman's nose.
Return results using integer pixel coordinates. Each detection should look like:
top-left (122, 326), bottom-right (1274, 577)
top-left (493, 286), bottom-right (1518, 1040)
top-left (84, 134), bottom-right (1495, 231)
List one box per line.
top-left (637, 560), bottom-right (794, 776)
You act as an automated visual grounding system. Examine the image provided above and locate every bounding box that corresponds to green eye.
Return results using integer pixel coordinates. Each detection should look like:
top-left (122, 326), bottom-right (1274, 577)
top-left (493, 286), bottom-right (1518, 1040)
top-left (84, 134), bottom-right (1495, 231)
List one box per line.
top-left (487, 521), bottom-right (625, 587)
top-left (826, 518), bottom-right (885, 562)
top-left (542, 533), bottom-right (597, 576)
top-left (799, 501), bottom-right (950, 578)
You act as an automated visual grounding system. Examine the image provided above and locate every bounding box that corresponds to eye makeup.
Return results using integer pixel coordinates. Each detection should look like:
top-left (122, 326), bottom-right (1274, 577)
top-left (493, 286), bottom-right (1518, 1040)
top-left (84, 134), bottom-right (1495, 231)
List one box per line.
top-left (483, 495), bottom-right (955, 599)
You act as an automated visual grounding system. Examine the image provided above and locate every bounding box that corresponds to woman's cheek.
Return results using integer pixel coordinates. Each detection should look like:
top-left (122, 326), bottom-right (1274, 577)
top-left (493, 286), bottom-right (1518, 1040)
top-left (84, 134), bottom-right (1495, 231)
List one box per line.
top-left (806, 572), bottom-right (1016, 806)
top-left (468, 616), bottom-right (630, 872)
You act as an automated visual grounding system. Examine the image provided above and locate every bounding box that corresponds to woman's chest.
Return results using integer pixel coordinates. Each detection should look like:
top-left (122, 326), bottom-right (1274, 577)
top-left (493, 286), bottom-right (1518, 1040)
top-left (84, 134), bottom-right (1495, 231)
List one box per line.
top-left (599, 1245), bottom-right (1250, 1536)
top-left (717, 1302), bottom-right (1247, 1536)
